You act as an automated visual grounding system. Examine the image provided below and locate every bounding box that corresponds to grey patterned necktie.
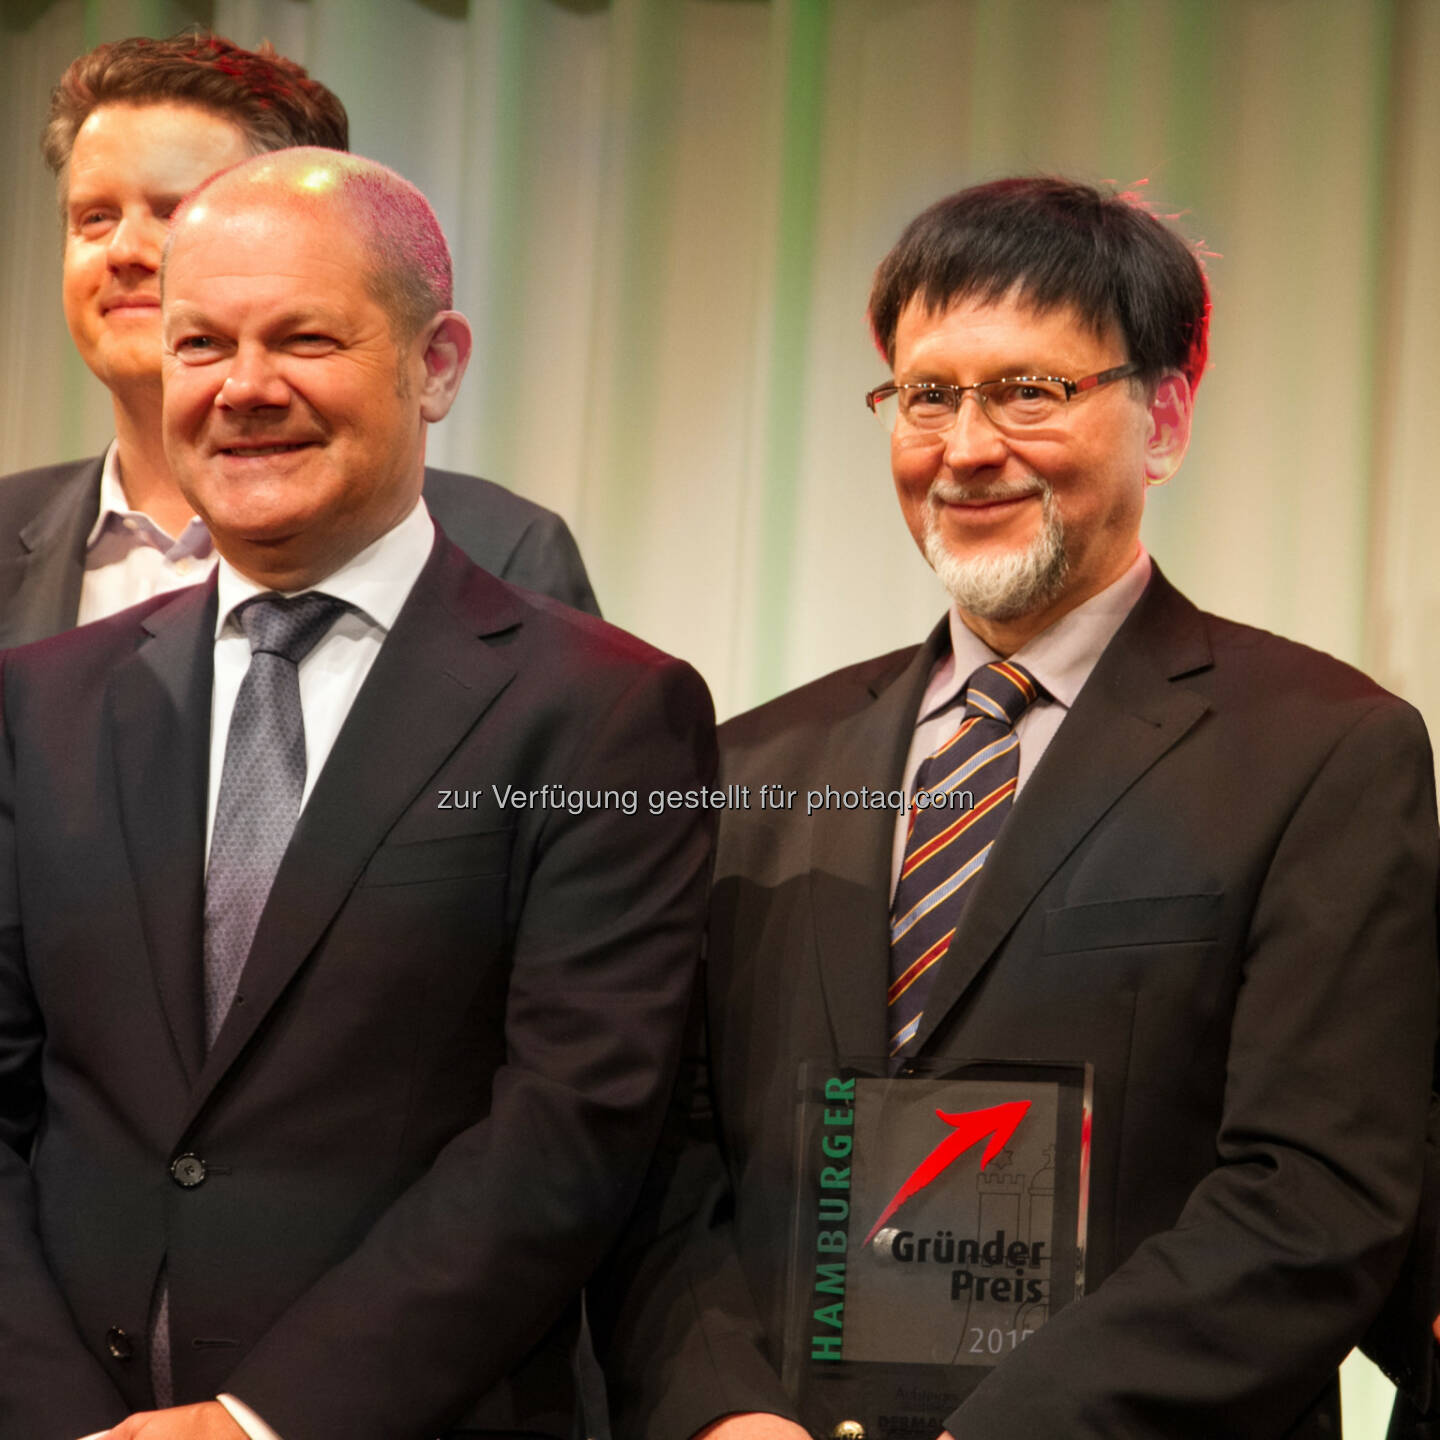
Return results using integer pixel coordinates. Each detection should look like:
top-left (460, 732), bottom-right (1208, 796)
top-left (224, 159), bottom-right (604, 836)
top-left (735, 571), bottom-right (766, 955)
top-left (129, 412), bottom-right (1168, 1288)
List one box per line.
top-left (203, 592), bottom-right (350, 1046)
top-left (153, 594), bottom-right (348, 1407)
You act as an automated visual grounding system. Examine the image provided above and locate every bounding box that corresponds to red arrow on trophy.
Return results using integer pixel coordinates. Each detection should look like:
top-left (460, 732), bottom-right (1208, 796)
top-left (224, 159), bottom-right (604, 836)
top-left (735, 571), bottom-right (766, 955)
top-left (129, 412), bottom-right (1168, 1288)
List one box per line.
top-left (861, 1099), bottom-right (1032, 1247)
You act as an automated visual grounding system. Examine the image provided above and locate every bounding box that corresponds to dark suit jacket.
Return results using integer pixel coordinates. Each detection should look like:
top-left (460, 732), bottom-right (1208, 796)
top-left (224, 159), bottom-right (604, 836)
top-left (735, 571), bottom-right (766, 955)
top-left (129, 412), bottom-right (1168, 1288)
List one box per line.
top-left (1372, 1091), bottom-right (1440, 1433)
top-left (600, 567), bottom-right (1438, 1439)
top-left (0, 457), bottom-right (600, 646)
top-left (0, 533), bottom-right (714, 1439)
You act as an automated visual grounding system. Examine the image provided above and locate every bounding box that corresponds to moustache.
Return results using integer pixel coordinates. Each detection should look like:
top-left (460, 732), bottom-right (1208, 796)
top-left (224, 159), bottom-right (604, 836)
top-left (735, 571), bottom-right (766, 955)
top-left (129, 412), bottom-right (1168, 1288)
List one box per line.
top-left (928, 477), bottom-right (1051, 507)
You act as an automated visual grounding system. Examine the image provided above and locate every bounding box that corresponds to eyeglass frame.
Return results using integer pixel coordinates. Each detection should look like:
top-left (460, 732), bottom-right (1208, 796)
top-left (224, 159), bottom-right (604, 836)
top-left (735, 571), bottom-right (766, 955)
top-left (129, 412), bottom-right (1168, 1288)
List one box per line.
top-left (865, 361), bottom-right (1144, 435)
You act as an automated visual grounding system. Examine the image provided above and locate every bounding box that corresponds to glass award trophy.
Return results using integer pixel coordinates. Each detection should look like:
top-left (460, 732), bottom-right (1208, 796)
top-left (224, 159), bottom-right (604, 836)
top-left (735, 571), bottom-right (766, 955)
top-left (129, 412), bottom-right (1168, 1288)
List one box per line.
top-left (781, 1059), bottom-right (1091, 1440)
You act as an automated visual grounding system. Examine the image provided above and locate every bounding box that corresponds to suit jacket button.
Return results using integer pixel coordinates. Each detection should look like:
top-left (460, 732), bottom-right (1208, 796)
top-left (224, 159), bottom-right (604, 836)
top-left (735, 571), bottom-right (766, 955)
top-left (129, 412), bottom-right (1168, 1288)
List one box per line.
top-left (106, 1327), bottom-right (133, 1361)
top-left (170, 1153), bottom-right (206, 1188)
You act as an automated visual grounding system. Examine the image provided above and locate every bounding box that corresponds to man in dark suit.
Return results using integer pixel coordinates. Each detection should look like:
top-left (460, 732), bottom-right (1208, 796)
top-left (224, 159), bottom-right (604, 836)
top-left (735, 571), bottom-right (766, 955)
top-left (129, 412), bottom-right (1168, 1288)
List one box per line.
top-left (598, 179), bottom-right (1438, 1439)
top-left (0, 30), bottom-right (596, 649)
top-left (0, 148), bottom-right (712, 1439)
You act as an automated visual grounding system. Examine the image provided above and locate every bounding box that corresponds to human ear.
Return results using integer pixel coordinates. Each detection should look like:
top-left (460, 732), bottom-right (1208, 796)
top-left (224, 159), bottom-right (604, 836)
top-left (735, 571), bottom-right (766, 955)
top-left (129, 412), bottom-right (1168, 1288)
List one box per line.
top-left (416, 312), bottom-right (473, 423)
top-left (1144, 373), bottom-right (1193, 486)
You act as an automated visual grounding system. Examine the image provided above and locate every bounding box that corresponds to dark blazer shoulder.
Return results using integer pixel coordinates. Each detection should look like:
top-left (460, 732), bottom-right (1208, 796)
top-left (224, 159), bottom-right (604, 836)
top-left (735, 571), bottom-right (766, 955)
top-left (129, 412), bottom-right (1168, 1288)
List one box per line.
top-left (1100, 564), bottom-right (1413, 739)
top-left (421, 466), bottom-right (554, 556)
top-left (399, 535), bottom-right (715, 766)
top-left (721, 640), bottom-right (932, 750)
top-left (1178, 598), bottom-right (1424, 752)
top-left (0, 582), bottom-right (212, 714)
top-left (0, 456), bottom-right (101, 539)
top-left (0, 456), bottom-right (105, 647)
top-left (427, 530), bottom-right (660, 673)
top-left (422, 466), bottom-right (600, 616)
top-left (1204, 609), bottom-right (1398, 699)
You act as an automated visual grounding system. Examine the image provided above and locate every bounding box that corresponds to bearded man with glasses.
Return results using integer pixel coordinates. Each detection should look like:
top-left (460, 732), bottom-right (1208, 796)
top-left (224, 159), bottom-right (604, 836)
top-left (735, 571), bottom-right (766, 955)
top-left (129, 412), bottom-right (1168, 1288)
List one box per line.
top-left (597, 177), bottom-right (1438, 1440)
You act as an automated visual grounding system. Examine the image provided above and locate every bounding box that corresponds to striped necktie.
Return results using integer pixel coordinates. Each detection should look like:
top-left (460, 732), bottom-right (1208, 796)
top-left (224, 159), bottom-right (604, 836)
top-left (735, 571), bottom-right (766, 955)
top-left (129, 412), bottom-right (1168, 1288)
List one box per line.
top-left (888, 660), bottom-right (1041, 1059)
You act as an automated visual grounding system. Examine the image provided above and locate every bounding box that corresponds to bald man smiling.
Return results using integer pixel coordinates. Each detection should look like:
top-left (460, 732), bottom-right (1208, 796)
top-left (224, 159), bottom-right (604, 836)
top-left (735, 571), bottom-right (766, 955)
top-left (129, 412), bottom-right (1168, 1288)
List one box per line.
top-left (0, 150), bottom-right (714, 1440)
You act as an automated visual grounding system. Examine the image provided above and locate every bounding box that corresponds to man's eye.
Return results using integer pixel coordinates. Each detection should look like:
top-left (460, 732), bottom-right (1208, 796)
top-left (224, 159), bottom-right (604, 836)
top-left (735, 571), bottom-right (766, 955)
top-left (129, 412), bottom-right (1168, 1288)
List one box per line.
top-left (902, 387), bottom-right (957, 424)
top-left (173, 336), bottom-right (219, 360)
top-left (988, 381), bottom-right (1063, 419)
top-left (75, 210), bottom-right (113, 233)
top-left (288, 333), bottom-right (338, 353)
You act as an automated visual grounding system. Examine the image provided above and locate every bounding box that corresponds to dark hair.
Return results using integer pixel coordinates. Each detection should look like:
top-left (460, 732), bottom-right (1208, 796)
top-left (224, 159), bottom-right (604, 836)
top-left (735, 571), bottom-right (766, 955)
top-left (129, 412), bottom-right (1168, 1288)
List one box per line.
top-left (867, 177), bottom-right (1210, 393)
top-left (42, 30), bottom-right (348, 180)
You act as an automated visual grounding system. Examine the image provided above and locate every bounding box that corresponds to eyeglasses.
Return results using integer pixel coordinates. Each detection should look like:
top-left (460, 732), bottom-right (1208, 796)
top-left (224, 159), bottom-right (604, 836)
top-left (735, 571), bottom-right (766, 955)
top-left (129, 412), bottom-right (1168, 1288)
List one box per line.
top-left (866, 362), bottom-right (1142, 439)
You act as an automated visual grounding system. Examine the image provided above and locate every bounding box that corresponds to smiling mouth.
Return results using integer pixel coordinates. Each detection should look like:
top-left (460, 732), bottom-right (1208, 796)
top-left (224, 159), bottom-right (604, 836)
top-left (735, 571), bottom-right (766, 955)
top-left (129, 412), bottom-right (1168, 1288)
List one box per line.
top-left (932, 482), bottom-right (1043, 510)
top-left (218, 443), bottom-right (316, 457)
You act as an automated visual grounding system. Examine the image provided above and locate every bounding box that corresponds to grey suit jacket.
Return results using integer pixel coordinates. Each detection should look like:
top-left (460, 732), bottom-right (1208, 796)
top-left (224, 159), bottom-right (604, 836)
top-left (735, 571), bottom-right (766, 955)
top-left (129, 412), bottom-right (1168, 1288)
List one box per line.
top-left (0, 457), bottom-right (599, 646)
top-left (600, 566), bottom-right (1439, 1440)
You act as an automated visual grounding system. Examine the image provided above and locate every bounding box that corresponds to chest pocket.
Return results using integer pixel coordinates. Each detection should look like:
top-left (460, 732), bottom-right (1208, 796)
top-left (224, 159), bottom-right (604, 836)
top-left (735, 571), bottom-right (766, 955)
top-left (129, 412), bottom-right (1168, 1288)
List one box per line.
top-left (1042, 893), bottom-right (1222, 955)
top-left (356, 828), bottom-right (513, 888)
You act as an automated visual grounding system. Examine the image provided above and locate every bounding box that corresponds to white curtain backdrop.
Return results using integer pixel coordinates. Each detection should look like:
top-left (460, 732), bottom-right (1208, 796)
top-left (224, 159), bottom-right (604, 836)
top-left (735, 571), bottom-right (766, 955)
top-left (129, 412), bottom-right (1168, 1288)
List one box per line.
top-left (3, 2), bottom-right (1437, 1428)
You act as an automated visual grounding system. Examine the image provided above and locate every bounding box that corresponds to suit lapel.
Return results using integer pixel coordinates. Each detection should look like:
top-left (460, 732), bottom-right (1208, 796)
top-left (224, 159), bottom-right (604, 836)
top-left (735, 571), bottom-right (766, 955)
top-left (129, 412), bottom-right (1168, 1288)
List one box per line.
top-left (808, 624), bottom-right (949, 1060)
top-left (913, 569), bottom-right (1214, 1051)
top-left (186, 540), bottom-right (525, 1113)
top-left (108, 581), bottom-right (217, 1083)
top-left (0, 459), bottom-right (98, 646)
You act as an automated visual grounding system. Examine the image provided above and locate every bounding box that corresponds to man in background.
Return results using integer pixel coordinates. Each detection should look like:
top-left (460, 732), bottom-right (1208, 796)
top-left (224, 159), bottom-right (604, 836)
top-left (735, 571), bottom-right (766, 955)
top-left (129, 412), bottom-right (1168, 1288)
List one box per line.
top-left (0, 30), bottom-right (597, 647)
top-left (0, 148), bottom-right (712, 1439)
top-left (598, 177), bottom-right (1438, 1439)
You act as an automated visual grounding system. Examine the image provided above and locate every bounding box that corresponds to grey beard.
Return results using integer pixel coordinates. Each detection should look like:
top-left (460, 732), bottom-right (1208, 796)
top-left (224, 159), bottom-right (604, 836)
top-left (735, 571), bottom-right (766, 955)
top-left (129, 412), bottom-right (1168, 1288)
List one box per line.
top-left (921, 478), bottom-right (1069, 622)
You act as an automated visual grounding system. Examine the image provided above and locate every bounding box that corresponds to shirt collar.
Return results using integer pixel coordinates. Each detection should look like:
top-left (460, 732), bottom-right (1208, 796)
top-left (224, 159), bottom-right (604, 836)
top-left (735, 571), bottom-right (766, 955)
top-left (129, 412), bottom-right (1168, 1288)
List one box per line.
top-left (87, 440), bottom-right (213, 559)
top-left (214, 498), bottom-right (436, 640)
top-left (922, 547), bottom-right (1153, 723)
top-left (88, 441), bottom-right (125, 549)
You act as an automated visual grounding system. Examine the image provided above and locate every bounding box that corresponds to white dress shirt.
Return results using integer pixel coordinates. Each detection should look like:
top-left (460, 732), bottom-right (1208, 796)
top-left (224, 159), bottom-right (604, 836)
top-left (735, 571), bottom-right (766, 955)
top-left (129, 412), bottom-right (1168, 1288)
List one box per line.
top-left (205, 498), bottom-right (435, 862)
top-left (76, 442), bottom-right (216, 625)
top-left (890, 547), bottom-right (1153, 896)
